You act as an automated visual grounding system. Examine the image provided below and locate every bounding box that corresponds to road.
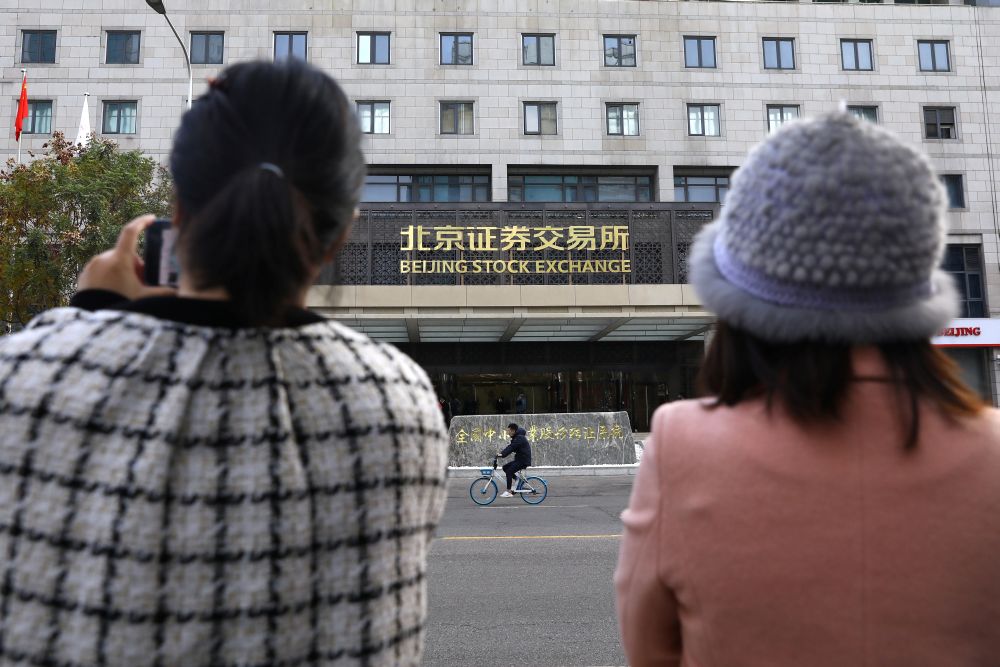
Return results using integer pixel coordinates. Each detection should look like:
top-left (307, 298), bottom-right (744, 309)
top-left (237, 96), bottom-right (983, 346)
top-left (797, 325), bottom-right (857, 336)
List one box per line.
top-left (424, 475), bottom-right (635, 667)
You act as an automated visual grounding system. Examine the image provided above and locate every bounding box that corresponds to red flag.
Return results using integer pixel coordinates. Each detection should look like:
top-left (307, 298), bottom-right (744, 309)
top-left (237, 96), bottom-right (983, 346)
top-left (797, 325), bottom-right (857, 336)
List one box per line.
top-left (14, 73), bottom-right (28, 141)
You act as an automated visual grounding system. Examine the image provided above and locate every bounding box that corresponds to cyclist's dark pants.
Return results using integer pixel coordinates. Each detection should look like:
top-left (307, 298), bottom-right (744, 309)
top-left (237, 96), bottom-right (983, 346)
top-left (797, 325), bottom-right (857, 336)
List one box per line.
top-left (503, 461), bottom-right (528, 490)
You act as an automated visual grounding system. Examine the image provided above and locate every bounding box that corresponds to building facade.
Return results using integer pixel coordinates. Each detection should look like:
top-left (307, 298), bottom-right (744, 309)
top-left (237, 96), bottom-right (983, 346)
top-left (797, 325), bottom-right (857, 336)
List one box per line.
top-left (4, 0), bottom-right (1000, 425)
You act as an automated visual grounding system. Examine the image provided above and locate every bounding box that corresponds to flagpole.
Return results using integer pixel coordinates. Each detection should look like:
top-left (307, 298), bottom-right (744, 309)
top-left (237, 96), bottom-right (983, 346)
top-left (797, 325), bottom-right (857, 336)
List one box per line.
top-left (16, 69), bottom-right (25, 165)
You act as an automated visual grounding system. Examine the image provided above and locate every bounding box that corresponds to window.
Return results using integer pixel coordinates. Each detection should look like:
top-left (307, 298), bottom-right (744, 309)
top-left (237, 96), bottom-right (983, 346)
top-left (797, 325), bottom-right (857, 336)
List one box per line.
top-left (190, 32), bottom-right (223, 65)
top-left (841, 39), bottom-right (874, 71)
top-left (940, 174), bottom-right (966, 209)
top-left (924, 106), bottom-right (957, 139)
top-left (767, 104), bottom-right (800, 132)
top-left (942, 245), bottom-right (985, 317)
top-left (357, 101), bottom-right (390, 134)
top-left (21, 30), bottom-right (56, 63)
top-left (358, 32), bottom-right (390, 64)
top-left (106, 31), bottom-right (140, 64)
top-left (524, 102), bottom-right (558, 135)
top-left (847, 105), bottom-right (878, 122)
top-left (274, 32), bottom-right (307, 61)
top-left (607, 104), bottom-right (639, 136)
top-left (674, 170), bottom-right (734, 203)
top-left (688, 104), bottom-right (721, 136)
top-left (440, 102), bottom-right (474, 135)
top-left (441, 33), bottom-right (473, 65)
top-left (362, 173), bottom-right (491, 202)
top-left (508, 173), bottom-right (653, 203)
top-left (684, 37), bottom-right (716, 68)
top-left (22, 100), bottom-right (52, 134)
top-left (604, 35), bottom-right (637, 67)
top-left (102, 101), bottom-right (137, 134)
top-left (522, 34), bottom-right (555, 66)
top-left (918, 40), bottom-right (950, 71)
top-left (763, 37), bottom-right (795, 69)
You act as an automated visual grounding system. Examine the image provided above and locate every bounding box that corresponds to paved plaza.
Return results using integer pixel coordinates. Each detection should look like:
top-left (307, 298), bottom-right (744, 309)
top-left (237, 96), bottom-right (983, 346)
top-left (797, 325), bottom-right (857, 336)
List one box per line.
top-left (425, 475), bottom-right (634, 667)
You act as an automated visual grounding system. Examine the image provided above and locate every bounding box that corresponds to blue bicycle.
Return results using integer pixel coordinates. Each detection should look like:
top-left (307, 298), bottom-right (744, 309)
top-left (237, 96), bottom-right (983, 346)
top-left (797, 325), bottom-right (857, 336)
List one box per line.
top-left (469, 456), bottom-right (548, 506)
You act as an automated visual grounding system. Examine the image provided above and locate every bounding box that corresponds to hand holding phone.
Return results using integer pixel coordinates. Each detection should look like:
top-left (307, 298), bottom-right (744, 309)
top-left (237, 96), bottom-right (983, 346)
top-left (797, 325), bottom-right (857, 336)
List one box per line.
top-left (143, 218), bottom-right (180, 288)
top-left (77, 215), bottom-right (178, 300)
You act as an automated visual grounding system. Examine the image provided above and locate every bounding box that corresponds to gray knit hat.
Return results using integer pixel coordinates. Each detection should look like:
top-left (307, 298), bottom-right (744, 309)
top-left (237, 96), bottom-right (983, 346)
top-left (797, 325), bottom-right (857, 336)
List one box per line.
top-left (689, 111), bottom-right (958, 343)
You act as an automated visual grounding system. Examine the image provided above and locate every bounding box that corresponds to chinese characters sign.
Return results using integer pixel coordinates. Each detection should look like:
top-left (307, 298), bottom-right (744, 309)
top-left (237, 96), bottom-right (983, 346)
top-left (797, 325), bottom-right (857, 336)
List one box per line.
top-left (400, 225), bottom-right (631, 275)
top-left (447, 412), bottom-right (635, 466)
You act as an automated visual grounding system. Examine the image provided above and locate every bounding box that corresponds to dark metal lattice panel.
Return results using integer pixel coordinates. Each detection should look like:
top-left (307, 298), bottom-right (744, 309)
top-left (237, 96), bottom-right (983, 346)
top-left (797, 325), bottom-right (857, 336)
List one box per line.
top-left (672, 209), bottom-right (713, 283)
top-left (629, 209), bottom-right (672, 285)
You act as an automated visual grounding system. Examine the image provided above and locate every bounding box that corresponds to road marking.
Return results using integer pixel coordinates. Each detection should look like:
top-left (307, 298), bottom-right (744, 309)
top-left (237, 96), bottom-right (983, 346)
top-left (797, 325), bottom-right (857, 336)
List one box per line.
top-left (438, 534), bottom-right (621, 541)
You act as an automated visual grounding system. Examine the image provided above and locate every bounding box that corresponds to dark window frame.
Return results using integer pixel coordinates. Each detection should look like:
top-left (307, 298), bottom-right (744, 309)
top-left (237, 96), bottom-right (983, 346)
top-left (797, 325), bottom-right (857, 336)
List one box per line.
top-left (21, 30), bottom-right (57, 64)
top-left (362, 172), bottom-right (492, 203)
top-left (917, 39), bottom-right (950, 72)
top-left (683, 36), bottom-right (716, 68)
top-left (440, 32), bottom-right (474, 65)
top-left (357, 31), bottom-right (391, 65)
top-left (508, 172), bottom-right (654, 203)
top-left (924, 106), bottom-right (957, 139)
top-left (766, 104), bottom-right (800, 132)
top-left (524, 102), bottom-right (558, 136)
top-left (102, 100), bottom-right (138, 135)
top-left (940, 174), bottom-right (966, 209)
top-left (603, 34), bottom-right (637, 67)
top-left (440, 101), bottom-right (475, 135)
top-left (522, 33), bottom-right (556, 66)
top-left (106, 30), bottom-right (141, 65)
top-left (357, 100), bottom-right (391, 134)
top-left (606, 103), bottom-right (640, 136)
top-left (943, 244), bottom-right (986, 317)
top-left (847, 105), bottom-right (879, 122)
top-left (687, 104), bottom-right (722, 137)
top-left (190, 31), bottom-right (224, 65)
top-left (673, 170), bottom-right (734, 204)
top-left (273, 31), bottom-right (308, 61)
top-left (762, 37), bottom-right (795, 70)
top-left (841, 38), bottom-right (874, 71)
top-left (23, 100), bottom-right (53, 134)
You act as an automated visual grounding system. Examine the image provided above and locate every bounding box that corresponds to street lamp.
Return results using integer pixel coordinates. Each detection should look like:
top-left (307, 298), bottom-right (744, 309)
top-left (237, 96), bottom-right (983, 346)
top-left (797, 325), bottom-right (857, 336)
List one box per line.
top-left (145, 0), bottom-right (192, 109)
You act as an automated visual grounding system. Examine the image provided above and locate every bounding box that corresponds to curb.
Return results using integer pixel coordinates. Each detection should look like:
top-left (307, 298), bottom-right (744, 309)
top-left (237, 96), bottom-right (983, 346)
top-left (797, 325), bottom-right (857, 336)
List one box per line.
top-left (447, 465), bottom-right (638, 477)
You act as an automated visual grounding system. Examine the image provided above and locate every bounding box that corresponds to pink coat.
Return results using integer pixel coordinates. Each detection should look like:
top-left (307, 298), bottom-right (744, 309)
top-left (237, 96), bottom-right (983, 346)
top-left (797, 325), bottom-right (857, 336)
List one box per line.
top-left (615, 350), bottom-right (1000, 666)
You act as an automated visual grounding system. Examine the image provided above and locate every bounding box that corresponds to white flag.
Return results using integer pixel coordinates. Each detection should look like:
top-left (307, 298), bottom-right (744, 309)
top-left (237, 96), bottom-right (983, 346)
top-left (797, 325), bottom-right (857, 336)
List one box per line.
top-left (75, 94), bottom-right (91, 146)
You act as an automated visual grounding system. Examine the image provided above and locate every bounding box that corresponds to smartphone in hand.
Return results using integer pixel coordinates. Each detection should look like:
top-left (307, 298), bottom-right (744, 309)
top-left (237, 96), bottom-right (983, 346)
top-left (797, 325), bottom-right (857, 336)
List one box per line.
top-left (143, 218), bottom-right (180, 287)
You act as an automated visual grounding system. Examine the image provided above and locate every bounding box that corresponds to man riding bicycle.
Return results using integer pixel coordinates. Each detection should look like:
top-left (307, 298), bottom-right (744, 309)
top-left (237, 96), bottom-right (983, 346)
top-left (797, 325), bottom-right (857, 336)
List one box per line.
top-left (498, 423), bottom-right (532, 498)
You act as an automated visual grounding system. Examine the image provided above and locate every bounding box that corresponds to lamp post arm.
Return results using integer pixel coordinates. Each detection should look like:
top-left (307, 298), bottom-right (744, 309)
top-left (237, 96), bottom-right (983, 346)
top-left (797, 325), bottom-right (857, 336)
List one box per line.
top-left (162, 13), bottom-right (193, 109)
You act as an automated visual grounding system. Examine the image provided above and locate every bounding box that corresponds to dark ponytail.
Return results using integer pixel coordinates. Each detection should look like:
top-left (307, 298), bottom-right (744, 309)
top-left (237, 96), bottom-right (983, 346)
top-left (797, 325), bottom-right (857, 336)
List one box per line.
top-left (169, 60), bottom-right (365, 326)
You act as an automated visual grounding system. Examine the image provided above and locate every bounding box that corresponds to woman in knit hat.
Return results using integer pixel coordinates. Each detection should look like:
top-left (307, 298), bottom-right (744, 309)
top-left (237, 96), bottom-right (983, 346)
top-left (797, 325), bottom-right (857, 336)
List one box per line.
top-left (0, 60), bottom-right (448, 666)
top-left (615, 112), bottom-right (1000, 666)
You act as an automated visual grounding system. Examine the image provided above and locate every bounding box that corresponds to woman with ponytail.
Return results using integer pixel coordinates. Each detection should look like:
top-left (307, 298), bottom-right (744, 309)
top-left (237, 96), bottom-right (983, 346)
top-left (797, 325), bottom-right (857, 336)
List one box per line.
top-left (0, 61), bottom-right (448, 666)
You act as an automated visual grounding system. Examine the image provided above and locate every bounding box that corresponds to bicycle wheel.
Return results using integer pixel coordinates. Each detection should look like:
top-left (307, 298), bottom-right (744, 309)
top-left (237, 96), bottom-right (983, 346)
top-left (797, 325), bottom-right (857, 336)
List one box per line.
top-left (519, 476), bottom-right (548, 505)
top-left (469, 477), bottom-right (498, 506)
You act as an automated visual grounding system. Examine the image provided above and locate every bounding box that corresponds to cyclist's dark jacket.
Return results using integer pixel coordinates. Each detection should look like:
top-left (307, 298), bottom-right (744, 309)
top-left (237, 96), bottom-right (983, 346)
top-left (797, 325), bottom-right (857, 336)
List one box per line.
top-left (501, 428), bottom-right (532, 466)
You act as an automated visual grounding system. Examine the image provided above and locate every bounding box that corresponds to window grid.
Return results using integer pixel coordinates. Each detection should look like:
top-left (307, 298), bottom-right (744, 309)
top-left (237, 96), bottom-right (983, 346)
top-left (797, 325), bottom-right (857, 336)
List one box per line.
top-left (847, 105), bottom-right (878, 122)
top-left (190, 32), bottom-right (224, 65)
top-left (607, 104), bottom-right (640, 136)
top-left (604, 35), bottom-right (637, 67)
top-left (841, 39), bottom-right (874, 71)
top-left (508, 174), bottom-right (653, 203)
top-left (522, 34), bottom-right (555, 66)
top-left (21, 30), bottom-right (57, 64)
top-left (102, 101), bottom-right (137, 134)
top-left (440, 102), bottom-right (475, 135)
top-left (358, 32), bottom-right (390, 64)
top-left (274, 32), bottom-right (307, 61)
top-left (924, 106), bottom-right (957, 139)
top-left (687, 104), bottom-right (721, 136)
top-left (762, 37), bottom-right (795, 70)
top-left (674, 174), bottom-right (730, 204)
top-left (767, 104), bottom-right (800, 132)
top-left (441, 33), bottom-right (473, 65)
top-left (362, 174), bottom-right (491, 203)
top-left (106, 31), bottom-right (140, 64)
top-left (942, 244), bottom-right (985, 317)
top-left (683, 36), bottom-right (716, 68)
top-left (918, 40), bottom-right (950, 72)
top-left (357, 101), bottom-right (390, 134)
top-left (24, 101), bottom-right (53, 134)
top-left (524, 102), bottom-right (558, 135)
top-left (940, 174), bottom-right (966, 209)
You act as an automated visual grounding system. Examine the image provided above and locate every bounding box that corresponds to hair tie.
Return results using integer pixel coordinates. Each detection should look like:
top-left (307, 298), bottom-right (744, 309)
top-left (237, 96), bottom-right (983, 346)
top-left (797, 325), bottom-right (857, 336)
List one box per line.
top-left (259, 162), bottom-right (285, 178)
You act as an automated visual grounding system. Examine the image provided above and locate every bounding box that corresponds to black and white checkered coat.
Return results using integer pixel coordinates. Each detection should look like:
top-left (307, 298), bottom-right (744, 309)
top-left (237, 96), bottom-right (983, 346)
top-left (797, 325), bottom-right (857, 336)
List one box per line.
top-left (0, 307), bottom-right (449, 667)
